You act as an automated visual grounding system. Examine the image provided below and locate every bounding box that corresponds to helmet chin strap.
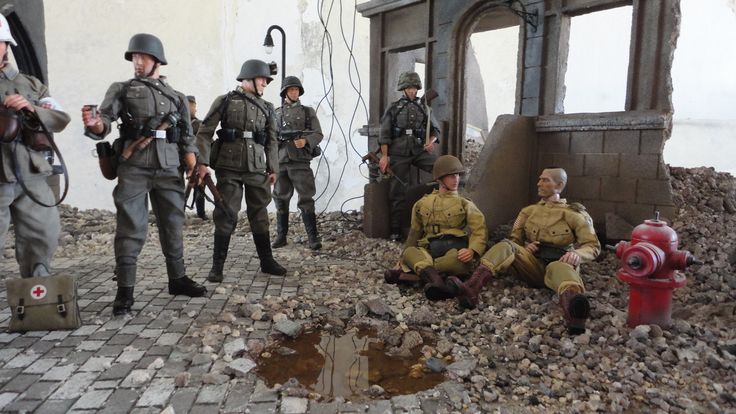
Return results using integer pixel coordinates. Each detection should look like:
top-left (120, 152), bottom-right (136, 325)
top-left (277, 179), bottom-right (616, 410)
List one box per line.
top-left (251, 79), bottom-right (263, 97)
top-left (147, 62), bottom-right (159, 78)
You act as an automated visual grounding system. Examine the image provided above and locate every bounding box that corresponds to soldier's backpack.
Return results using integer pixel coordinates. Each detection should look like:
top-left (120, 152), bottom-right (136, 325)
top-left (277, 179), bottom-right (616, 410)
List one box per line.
top-left (6, 274), bottom-right (82, 332)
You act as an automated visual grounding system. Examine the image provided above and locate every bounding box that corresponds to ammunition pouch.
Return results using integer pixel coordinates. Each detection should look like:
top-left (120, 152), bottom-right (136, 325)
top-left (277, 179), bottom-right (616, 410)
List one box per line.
top-left (311, 145), bottom-right (322, 158)
top-left (534, 243), bottom-right (569, 264)
top-left (253, 129), bottom-right (268, 146)
top-left (96, 141), bottom-right (118, 180)
top-left (215, 128), bottom-right (243, 142)
top-left (7, 274), bottom-right (82, 332)
top-left (0, 105), bottom-right (20, 143)
top-left (427, 235), bottom-right (468, 259)
top-left (21, 114), bottom-right (53, 152)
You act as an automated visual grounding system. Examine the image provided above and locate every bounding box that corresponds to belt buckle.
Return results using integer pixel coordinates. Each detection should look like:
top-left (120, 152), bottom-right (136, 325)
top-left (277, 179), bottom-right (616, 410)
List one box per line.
top-left (15, 305), bottom-right (24, 315)
top-left (405, 129), bottom-right (413, 135)
top-left (243, 131), bottom-right (254, 139)
top-left (57, 304), bottom-right (66, 313)
top-left (154, 130), bottom-right (166, 139)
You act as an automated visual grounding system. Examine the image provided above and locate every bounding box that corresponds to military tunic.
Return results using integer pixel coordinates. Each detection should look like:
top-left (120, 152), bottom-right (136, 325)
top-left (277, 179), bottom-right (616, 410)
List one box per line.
top-left (196, 87), bottom-right (278, 235)
top-left (379, 96), bottom-right (440, 230)
top-left (0, 65), bottom-right (70, 277)
top-left (272, 100), bottom-right (323, 215)
top-left (86, 76), bottom-right (198, 286)
top-left (400, 190), bottom-right (487, 276)
top-left (481, 199), bottom-right (600, 293)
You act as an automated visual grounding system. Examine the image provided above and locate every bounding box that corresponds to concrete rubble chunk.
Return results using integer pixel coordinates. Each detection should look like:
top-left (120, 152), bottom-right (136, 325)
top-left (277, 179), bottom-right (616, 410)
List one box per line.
top-left (274, 320), bottom-right (304, 338)
top-left (446, 359), bottom-right (477, 379)
top-left (223, 338), bottom-right (248, 357)
top-left (223, 358), bottom-right (256, 377)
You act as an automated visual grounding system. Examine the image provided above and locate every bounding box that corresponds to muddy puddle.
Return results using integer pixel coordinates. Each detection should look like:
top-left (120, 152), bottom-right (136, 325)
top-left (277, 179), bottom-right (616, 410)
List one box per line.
top-left (256, 327), bottom-right (446, 401)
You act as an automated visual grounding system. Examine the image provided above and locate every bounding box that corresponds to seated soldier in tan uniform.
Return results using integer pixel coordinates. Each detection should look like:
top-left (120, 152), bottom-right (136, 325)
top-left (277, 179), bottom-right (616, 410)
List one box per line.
top-left (453, 167), bottom-right (600, 334)
top-left (384, 155), bottom-right (487, 300)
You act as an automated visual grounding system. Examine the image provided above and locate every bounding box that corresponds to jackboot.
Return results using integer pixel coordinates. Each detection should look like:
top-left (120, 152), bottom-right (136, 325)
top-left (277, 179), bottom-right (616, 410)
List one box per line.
top-left (560, 289), bottom-right (590, 335)
top-left (303, 212), bottom-right (322, 250)
top-left (420, 267), bottom-right (457, 301)
top-left (207, 234), bottom-right (231, 282)
top-left (169, 276), bottom-right (207, 297)
top-left (112, 287), bottom-right (134, 316)
top-left (272, 212), bottom-right (289, 248)
top-left (253, 233), bottom-right (287, 275)
top-left (453, 265), bottom-right (494, 310)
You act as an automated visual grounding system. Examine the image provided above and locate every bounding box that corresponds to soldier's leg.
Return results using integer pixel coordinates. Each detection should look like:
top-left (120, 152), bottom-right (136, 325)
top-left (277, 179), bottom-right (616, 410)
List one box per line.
top-left (7, 179), bottom-right (60, 277)
top-left (388, 155), bottom-right (412, 240)
top-left (272, 164), bottom-right (294, 248)
top-left (209, 170), bottom-right (244, 281)
top-left (412, 151), bottom-right (437, 175)
top-left (291, 163), bottom-right (320, 250)
top-left (243, 172), bottom-right (286, 275)
top-left (433, 249), bottom-right (474, 277)
top-left (402, 247), bottom-right (457, 300)
top-left (545, 261), bottom-right (589, 334)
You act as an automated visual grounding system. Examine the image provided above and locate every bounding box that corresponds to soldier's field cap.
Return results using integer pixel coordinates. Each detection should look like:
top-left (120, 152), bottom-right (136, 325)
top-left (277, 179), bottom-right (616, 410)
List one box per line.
top-left (186, 95), bottom-right (196, 104)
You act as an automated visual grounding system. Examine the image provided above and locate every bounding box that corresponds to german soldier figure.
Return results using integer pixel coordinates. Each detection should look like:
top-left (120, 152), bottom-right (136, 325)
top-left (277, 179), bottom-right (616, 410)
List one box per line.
top-left (378, 71), bottom-right (440, 241)
top-left (196, 59), bottom-right (286, 282)
top-left (82, 33), bottom-right (208, 315)
top-left (0, 14), bottom-right (70, 277)
top-left (187, 95), bottom-right (207, 220)
top-left (384, 155), bottom-right (487, 301)
top-left (272, 76), bottom-right (324, 250)
top-left (455, 168), bottom-right (600, 334)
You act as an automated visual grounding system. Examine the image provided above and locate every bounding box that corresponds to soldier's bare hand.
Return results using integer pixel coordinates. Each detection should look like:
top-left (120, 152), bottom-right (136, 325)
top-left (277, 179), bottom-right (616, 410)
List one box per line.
top-left (4, 95), bottom-right (34, 112)
top-left (378, 155), bottom-right (389, 173)
top-left (525, 241), bottom-right (540, 253)
top-left (457, 248), bottom-right (474, 263)
top-left (195, 164), bottom-right (209, 186)
top-left (268, 173), bottom-right (278, 185)
top-left (559, 251), bottom-right (581, 267)
top-left (81, 106), bottom-right (104, 134)
top-left (424, 141), bottom-right (434, 153)
top-left (294, 138), bottom-right (307, 149)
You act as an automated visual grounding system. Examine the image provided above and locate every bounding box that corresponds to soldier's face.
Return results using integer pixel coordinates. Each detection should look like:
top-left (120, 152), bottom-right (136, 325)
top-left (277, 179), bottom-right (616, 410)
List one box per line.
top-left (132, 53), bottom-right (157, 77)
top-left (537, 171), bottom-right (562, 198)
top-left (0, 42), bottom-right (6, 67)
top-left (440, 173), bottom-right (460, 191)
top-left (286, 86), bottom-right (300, 102)
top-left (188, 101), bottom-right (197, 117)
top-left (404, 87), bottom-right (418, 100)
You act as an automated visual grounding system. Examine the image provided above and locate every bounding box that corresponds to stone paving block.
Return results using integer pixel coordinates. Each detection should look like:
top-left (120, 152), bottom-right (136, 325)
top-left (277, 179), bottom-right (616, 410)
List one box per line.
top-left (23, 357), bottom-right (59, 374)
top-left (80, 356), bottom-right (114, 372)
top-left (0, 347), bottom-right (21, 362)
top-left (338, 401), bottom-right (367, 412)
top-left (35, 398), bottom-right (75, 414)
top-left (41, 364), bottom-right (77, 381)
top-left (146, 345), bottom-right (173, 356)
top-left (0, 333), bottom-right (19, 344)
top-left (77, 340), bottom-right (105, 351)
top-left (57, 336), bottom-right (85, 347)
top-left (93, 379), bottom-right (121, 389)
top-left (0, 368), bottom-right (20, 386)
top-left (308, 401), bottom-right (338, 413)
top-left (223, 382), bottom-right (253, 413)
top-left (117, 349), bottom-right (145, 364)
top-left (120, 369), bottom-right (153, 388)
top-left (0, 392), bottom-right (18, 410)
top-left (366, 400), bottom-right (392, 414)
top-left (107, 334), bottom-right (137, 346)
top-left (29, 340), bottom-right (56, 355)
top-left (41, 331), bottom-right (71, 341)
top-left (99, 388), bottom-right (139, 414)
top-left (2, 398), bottom-right (41, 412)
top-left (88, 330), bottom-right (117, 341)
top-left (71, 389), bottom-right (113, 410)
top-left (196, 383), bottom-right (228, 404)
top-left (139, 329), bottom-right (164, 339)
top-left (4, 351), bottom-right (41, 369)
top-left (1, 373), bottom-right (40, 393)
top-left (49, 372), bottom-right (97, 399)
top-left (169, 387), bottom-right (198, 414)
top-left (281, 396), bottom-right (308, 413)
top-left (95, 344), bottom-right (126, 358)
top-left (392, 394), bottom-right (421, 411)
top-left (136, 377), bottom-right (175, 407)
top-left (71, 325), bottom-right (99, 336)
top-left (246, 401), bottom-right (278, 414)
top-left (43, 346), bottom-right (75, 359)
top-left (62, 350), bottom-right (93, 366)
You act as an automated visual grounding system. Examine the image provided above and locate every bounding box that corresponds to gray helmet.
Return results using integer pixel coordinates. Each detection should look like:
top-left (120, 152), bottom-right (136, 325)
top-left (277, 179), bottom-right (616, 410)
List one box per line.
top-left (237, 59), bottom-right (274, 83)
top-left (125, 33), bottom-right (167, 65)
top-left (397, 71), bottom-right (422, 91)
top-left (280, 76), bottom-right (304, 98)
top-left (433, 155), bottom-right (465, 181)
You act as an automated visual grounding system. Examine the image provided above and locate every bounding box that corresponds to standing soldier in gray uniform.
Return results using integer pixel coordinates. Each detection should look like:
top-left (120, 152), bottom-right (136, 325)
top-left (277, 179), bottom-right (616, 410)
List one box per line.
top-left (271, 76), bottom-right (323, 250)
top-left (187, 95), bottom-right (207, 220)
top-left (0, 14), bottom-right (70, 277)
top-left (82, 33), bottom-right (208, 316)
top-left (196, 59), bottom-right (286, 282)
top-left (379, 71), bottom-right (440, 241)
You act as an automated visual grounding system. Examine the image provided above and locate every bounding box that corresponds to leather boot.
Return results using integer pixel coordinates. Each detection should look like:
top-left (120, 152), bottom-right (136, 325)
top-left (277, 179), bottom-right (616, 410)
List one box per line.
top-left (303, 212), bottom-right (322, 250)
top-left (253, 233), bottom-right (287, 275)
top-left (453, 265), bottom-right (494, 310)
top-left (169, 276), bottom-right (207, 297)
top-left (272, 212), bottom-right (289, 248)
top-left (207, 234), bottom-right (231, 282)
top-left (420, 267), bottom-right (456, 301)
top-left (384, 269), bottom-right (402, 284)
top-left (112, 286), bottom-right (134, 316)
top-left (560, 289), bottom-right (590, 335)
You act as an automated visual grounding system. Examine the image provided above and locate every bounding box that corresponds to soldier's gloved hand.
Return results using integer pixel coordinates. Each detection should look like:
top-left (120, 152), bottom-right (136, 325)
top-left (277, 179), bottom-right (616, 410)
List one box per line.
top-left (457, 248), bottom-right (474, 263)
top-left (294, 138), bottom-right (307, 149)
top-left (81, 106), bottom-right (104, 134)
top-left (4, 94), bottom-right (34, 112)
top-left (379, 155), bottom-right (390, 173)
top-left (525, 241), bottom-right (540, 253)
top-left (559, 251), bottom-right (581, 267)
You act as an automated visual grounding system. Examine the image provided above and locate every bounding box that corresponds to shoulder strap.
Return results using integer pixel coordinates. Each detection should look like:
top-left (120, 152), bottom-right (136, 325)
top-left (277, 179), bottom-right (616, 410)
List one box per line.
top-left (303, 106), bottom-right (311, 130)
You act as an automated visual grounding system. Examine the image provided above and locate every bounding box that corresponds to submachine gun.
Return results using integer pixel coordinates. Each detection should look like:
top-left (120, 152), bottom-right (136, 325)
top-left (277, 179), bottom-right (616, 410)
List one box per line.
top-left (278, 129), bottom-right (321, 157)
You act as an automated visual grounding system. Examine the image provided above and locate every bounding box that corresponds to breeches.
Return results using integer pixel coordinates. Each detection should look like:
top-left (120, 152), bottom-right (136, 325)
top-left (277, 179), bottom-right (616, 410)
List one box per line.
top-left (401, 246), bottom-right (474, 277)
top-left (273, 162), bottom-right (316, 214)
top-left (213, 169), bottom-right (271, 235)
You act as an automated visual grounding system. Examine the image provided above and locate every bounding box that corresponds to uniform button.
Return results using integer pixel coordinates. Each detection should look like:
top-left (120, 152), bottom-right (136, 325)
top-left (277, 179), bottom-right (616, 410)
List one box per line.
top-left (160, 102), bottom-right (165, 105)
top-left (158, 91), bottom-right (162, 94)
top-left (250, 120), bottom-right (254, 122)
top-left (159, 111), bottom-right (164, 115)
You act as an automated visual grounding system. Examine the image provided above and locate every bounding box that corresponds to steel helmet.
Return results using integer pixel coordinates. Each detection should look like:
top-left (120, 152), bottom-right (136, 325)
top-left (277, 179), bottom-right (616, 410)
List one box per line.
top-left (125, 33), bottom-right (167, 65)
top-left (432, 155), bottom-right (465, 181)
top-left (280, 76), bottom-right (304, 98)
top-left (0, 14), bottom-right (17, 47)
top-left (397, 71), bottom-right (422, 91)
top-left (237, 59), bottom-right (274, 83)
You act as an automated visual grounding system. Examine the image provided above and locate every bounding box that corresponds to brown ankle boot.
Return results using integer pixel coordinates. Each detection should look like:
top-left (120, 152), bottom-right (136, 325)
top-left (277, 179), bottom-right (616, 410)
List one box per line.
top-left (384, 269), bottom-right (402, 284)
top-left (454, 265), bottom-right (494, 310)
top-left (420, 268), bottom-right (456, 301)
top-left (560, 289), bottom-right (590, 335)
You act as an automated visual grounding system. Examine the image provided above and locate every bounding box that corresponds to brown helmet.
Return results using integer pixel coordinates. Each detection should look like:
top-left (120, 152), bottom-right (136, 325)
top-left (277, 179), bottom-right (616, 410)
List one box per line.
top-left (433, 155), bottom-right (465, 180)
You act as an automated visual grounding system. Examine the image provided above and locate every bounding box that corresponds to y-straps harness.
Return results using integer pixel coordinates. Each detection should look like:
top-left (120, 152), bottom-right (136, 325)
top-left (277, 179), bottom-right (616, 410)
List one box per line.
top-left (215, 91), bottom-right (271, 131)
top-left (120, 78), bottom-right (183, 131)
top-left (391, 98), bottom-right (427, 129)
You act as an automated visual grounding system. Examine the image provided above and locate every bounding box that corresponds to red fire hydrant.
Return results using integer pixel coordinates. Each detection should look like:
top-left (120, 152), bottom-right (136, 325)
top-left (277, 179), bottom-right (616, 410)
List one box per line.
top-left (612, 213), bottom-right (701, 327)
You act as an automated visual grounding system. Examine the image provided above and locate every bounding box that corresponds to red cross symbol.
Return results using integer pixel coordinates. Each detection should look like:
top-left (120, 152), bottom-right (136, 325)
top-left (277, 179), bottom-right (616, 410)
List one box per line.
top-left (30, 285), bottom-right (47, 299)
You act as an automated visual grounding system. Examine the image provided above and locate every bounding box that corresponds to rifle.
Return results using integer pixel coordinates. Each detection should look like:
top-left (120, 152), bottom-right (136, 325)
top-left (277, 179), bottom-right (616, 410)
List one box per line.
top-left (361, 151), bottom-right (407, 187)
top-left (278, 129), bottom-right (315, 142)
top-left (184, 168), bottom-right (236, 222)
top-left (120, 112), bottom-right (181, 160)
top-left (420, 89), bottom-right (439, 147)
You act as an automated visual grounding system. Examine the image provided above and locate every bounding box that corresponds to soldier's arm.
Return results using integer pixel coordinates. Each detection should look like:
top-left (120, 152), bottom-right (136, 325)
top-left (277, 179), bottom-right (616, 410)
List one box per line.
top-left (85, 82), bottom-right (125, 140)
top-left (465, 201), bottom-right (488, 256)
top-left (509, 208), bottom-right (531, 245)
top-left (176, 92), bottom-right (201, 161)
top-left (404, 202), bottom-right (424, 248)
top-left (195, 95), bottom-right (225, 165)
top-left (265, 103), bottom-right (279, 174)
top-left (305, 106), bottom-right (323, 148)
top-left (428, 110), bottom-right (440, 142)
top-left (378, 106), bottom-right (393, 150)
top-left (570, 211), bottom-right (601, 262)
top-left (27, 77), bottom-right (70, 133)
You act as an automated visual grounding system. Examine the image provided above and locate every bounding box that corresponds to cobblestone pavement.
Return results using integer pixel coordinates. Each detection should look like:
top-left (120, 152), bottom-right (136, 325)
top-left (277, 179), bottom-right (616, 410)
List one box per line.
top-left (0, 215), bottom-right (456, 414)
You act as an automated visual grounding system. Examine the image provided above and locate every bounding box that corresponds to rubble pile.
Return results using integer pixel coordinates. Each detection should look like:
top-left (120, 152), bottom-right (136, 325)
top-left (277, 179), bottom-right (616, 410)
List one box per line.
top-left (2, 166), bottom-right (734, 412)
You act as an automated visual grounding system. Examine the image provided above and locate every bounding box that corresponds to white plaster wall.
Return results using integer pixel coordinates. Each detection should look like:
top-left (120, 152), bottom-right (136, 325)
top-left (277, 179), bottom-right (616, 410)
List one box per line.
top-left (44, 0), bottom-right (370, 212)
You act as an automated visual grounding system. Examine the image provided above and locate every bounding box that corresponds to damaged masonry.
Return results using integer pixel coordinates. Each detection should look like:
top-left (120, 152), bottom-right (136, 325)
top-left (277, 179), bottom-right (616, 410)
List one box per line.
top-left (0, 0), bottom-right (735, 413)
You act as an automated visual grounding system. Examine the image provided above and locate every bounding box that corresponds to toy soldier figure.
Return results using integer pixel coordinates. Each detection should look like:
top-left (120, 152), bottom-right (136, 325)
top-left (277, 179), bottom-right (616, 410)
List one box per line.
top-left (82, 33), bottom-right (208, 315)
top-left (187, 95), bottom-right (207, 220)
top-left (378, 71), bottom-right (440, 241)
top-left (0, 14), bottom-right (70, 277)
top-left (455, 168), bottom-right (600, 334)
top-left (196, 59), bottom-right (286, 282)
top-left (384, 155), bottom-right (486, 300)
top-left (272, 76), bottom-right (324, 250)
